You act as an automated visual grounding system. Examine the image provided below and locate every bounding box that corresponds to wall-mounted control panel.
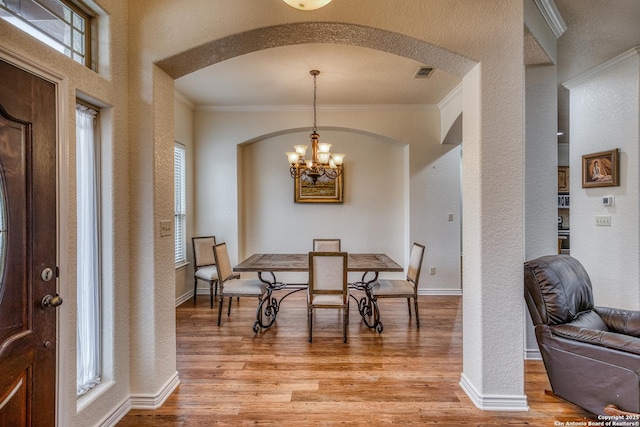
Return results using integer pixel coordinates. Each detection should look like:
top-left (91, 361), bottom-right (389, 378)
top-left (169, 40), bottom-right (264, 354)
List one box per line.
top-left (602, 196), bottom-right (614, 206)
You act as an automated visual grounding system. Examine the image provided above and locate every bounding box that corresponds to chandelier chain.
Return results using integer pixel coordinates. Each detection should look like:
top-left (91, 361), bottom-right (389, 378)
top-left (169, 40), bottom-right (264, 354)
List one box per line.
top-left (312, 72), bottom-right (317, 133)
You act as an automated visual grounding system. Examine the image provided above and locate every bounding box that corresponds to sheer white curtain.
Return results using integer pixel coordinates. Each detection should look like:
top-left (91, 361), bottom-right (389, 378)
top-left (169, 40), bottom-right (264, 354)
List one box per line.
top-left (76, 104), bottom-right (101, 396)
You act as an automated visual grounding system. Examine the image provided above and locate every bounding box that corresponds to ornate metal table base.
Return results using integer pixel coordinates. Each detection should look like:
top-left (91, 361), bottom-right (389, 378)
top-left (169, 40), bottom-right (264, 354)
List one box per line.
top-left (351, 272), bottom-right (383, 333)
top-left (252, 271), bottom-right (306, 333)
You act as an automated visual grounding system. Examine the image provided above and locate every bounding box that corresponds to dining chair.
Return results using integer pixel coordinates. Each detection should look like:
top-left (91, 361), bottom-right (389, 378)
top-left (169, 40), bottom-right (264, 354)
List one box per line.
top-left (308, 251), bottom-right (349, 343)
top-left (192, 236), bottom-right (218, 308)
top-left (212, 242), bottom-right (268, 326)
top-left (371, 242), bottom-right (425, 328)
top-left (313, 238), bottom-right (341, 252)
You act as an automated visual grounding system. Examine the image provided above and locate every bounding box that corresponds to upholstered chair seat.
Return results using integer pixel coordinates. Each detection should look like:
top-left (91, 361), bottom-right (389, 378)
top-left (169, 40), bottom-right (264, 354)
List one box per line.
top-left (194, 266), bottom-right (218, 282)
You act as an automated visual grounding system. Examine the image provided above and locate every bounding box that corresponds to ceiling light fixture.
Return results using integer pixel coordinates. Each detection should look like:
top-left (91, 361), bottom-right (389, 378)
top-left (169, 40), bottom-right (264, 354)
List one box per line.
top-left (286, 70), bottom-right (344, 184)
top-left (282, 0), bottom-right (332, 10)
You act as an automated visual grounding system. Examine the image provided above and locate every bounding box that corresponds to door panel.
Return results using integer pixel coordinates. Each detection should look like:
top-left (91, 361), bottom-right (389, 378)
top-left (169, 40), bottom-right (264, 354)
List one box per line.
top-left (0, 59), bottom-right (58, 426)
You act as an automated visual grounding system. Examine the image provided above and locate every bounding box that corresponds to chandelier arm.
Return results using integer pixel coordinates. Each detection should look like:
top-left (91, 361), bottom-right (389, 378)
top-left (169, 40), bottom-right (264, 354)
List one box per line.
top-left (289, 165), bottom-right (307, 179)
top-left (322, 166), bottom-right (343, 180)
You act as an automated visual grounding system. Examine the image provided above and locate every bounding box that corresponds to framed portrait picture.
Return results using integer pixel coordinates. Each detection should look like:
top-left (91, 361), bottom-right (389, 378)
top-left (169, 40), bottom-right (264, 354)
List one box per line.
top-left (582, 149), bottom-right (619, 188)
top-left (294, 172), bottom-right (344, 203)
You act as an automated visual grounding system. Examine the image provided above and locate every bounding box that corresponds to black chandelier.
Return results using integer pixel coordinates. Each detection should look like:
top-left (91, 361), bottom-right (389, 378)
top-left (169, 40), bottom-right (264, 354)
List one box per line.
top-left (286, 70), bottom-right (345, 184)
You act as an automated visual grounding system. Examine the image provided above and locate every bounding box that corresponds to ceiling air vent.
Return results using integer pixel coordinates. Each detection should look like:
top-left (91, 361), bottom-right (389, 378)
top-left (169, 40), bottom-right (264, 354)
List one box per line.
top-left (413, 66), bottom-right (434, 79)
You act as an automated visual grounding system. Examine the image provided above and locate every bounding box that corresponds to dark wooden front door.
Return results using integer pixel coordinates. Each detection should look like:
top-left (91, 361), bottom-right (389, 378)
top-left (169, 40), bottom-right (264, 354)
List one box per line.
top-left (0, 59), bottom-right (58, 426)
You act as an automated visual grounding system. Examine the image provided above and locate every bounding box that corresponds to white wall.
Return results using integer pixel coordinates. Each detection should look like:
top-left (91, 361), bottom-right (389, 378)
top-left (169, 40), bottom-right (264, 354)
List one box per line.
top-left (565, 48), bottom-right (640, 310)
top-left (242, 131), bottom-right (404, 254)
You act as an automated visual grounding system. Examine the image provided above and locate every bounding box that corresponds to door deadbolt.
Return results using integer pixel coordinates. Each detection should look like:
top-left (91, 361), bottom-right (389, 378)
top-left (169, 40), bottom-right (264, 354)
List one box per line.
top-left (41, 268), bottom-right (54, 282)
top-left (41, 294), bottom-right (63, 309)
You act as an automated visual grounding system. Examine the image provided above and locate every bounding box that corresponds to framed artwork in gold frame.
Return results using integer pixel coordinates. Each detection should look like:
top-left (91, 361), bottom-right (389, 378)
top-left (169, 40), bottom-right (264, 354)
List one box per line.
top-left (294, 172), bottom-right (344, 204)
top-left (557, 166), bottom-right (570, 193)
top-left (582, 149), bottom-right (619, 188)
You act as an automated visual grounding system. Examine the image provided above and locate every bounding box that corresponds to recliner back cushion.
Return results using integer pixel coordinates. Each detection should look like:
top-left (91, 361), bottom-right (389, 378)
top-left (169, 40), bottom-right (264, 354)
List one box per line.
top-left (524, 255), bottom-right (595, 325)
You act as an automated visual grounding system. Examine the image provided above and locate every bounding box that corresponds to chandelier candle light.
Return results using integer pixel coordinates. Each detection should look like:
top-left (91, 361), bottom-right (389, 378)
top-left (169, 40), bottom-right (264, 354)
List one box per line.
top-left (282, 0), bottom-right (332, 10)
top-left (287, 70), bottom-right (345, 184)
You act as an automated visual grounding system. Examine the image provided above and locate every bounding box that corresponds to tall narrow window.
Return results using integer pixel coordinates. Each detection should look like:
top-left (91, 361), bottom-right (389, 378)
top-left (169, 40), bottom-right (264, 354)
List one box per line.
top-left (174, 143), bottom-right (186, 264)
top-left (76, 103), bottom-right (101, 396)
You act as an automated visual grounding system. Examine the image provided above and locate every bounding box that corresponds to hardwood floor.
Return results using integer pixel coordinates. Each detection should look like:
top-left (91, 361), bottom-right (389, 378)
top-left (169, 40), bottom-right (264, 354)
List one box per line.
top-left (117, 293), bottom-right (592, 426)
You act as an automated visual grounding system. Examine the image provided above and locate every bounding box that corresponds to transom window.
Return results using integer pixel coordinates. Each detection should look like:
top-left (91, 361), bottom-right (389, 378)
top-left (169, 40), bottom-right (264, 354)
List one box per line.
top-left (0, 0), bottom-right (93, 68)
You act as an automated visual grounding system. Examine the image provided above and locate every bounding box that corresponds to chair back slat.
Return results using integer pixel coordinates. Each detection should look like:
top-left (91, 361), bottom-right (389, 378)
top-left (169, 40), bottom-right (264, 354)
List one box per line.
top-left (313, 239), bottom-right (341, 252)
top-left (212, 243), bottom-right (235, 283)
top-left (193, 236), bottom-right (216, 267)
top-left (406, 243), bottom-right (425, 285)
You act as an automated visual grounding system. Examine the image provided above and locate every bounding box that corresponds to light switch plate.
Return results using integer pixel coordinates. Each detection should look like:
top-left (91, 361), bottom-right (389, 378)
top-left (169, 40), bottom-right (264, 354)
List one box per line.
top-left (595, 215), bottom-right (611, 226)
top-left (160, 220), bottom-right (172, 237)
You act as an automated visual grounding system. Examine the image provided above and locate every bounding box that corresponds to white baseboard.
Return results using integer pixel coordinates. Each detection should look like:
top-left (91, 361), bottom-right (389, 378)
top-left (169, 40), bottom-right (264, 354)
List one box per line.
top-left (459, 373), bottom-right (529, 411)
top-left (176, 290), bottom-right (193, 306)
top-left (130, 371), bottom-right (180, 410)
top-left (98, 397), bottom-right (131, 427)
top-left (418, 288), bottom-right (463, 296)
top-left (98, 373), bottom-right (180, 426)
top-left (178, 287), bottom-right (463, 305)
top-left (524, 349), bottom-right (542, 360)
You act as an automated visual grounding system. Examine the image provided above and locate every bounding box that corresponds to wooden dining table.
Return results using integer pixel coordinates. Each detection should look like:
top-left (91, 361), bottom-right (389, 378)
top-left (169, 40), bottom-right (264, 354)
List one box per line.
top-left (234, 253), bottom-right (403, 333)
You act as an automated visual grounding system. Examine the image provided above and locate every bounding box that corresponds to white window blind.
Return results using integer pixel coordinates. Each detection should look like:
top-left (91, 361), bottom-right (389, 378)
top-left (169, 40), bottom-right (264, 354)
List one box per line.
top-left (174, 143), bottom-right (187, 264)
top-left (76, 103), bottom-right (101, 396)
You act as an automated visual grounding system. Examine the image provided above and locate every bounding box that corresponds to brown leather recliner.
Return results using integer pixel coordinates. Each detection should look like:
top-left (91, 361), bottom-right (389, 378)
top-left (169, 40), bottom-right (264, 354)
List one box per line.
top-left (524, 254), bottom-right (640, 416)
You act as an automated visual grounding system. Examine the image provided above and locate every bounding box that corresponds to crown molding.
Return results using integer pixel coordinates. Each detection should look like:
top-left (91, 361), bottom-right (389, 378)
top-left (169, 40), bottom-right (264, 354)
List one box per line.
top-left (174, 89), bottom-right (195, 109)
top-left (533, 0), bottom-right (567, 38)
top-left (196, 104), bottom-right (439, 112)
top-left (437, 83), bottom-right (462, 111)
top-left (563, 47), bottom-right (640, 90)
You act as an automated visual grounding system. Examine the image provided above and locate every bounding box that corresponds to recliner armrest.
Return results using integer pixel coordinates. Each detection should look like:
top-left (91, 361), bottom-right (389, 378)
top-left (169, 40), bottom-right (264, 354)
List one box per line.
top-left (551, 324), bottom-right (640, 356)
top-left (595, 306), bottom-right (640, 338)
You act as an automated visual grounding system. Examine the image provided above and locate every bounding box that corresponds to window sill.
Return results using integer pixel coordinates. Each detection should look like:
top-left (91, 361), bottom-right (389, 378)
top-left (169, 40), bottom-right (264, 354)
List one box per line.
top-left (175, 261), bottom-right (190, 271)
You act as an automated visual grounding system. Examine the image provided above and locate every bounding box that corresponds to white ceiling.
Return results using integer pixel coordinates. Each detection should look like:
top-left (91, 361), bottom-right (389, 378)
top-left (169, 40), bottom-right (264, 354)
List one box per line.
top-left (174, 1), bottom-right (640, 110)
top-left (175, 43), bottom-right (461, 107)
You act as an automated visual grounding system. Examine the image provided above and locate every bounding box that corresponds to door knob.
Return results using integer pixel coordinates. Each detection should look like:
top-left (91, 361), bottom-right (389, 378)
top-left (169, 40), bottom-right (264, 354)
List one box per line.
top-left (41, 294), bottom-right (63, 309)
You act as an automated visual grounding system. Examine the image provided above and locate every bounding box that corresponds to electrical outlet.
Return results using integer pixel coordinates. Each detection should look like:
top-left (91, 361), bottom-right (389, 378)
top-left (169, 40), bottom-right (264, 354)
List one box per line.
top-left (448, 213), bottom-right (454, 221)
top-left (595, 215), bottom-right (611, 226)
top-left (429, 266), bottom-right (436, 275)
top-left (160, 220), bottom-right (172, 237)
